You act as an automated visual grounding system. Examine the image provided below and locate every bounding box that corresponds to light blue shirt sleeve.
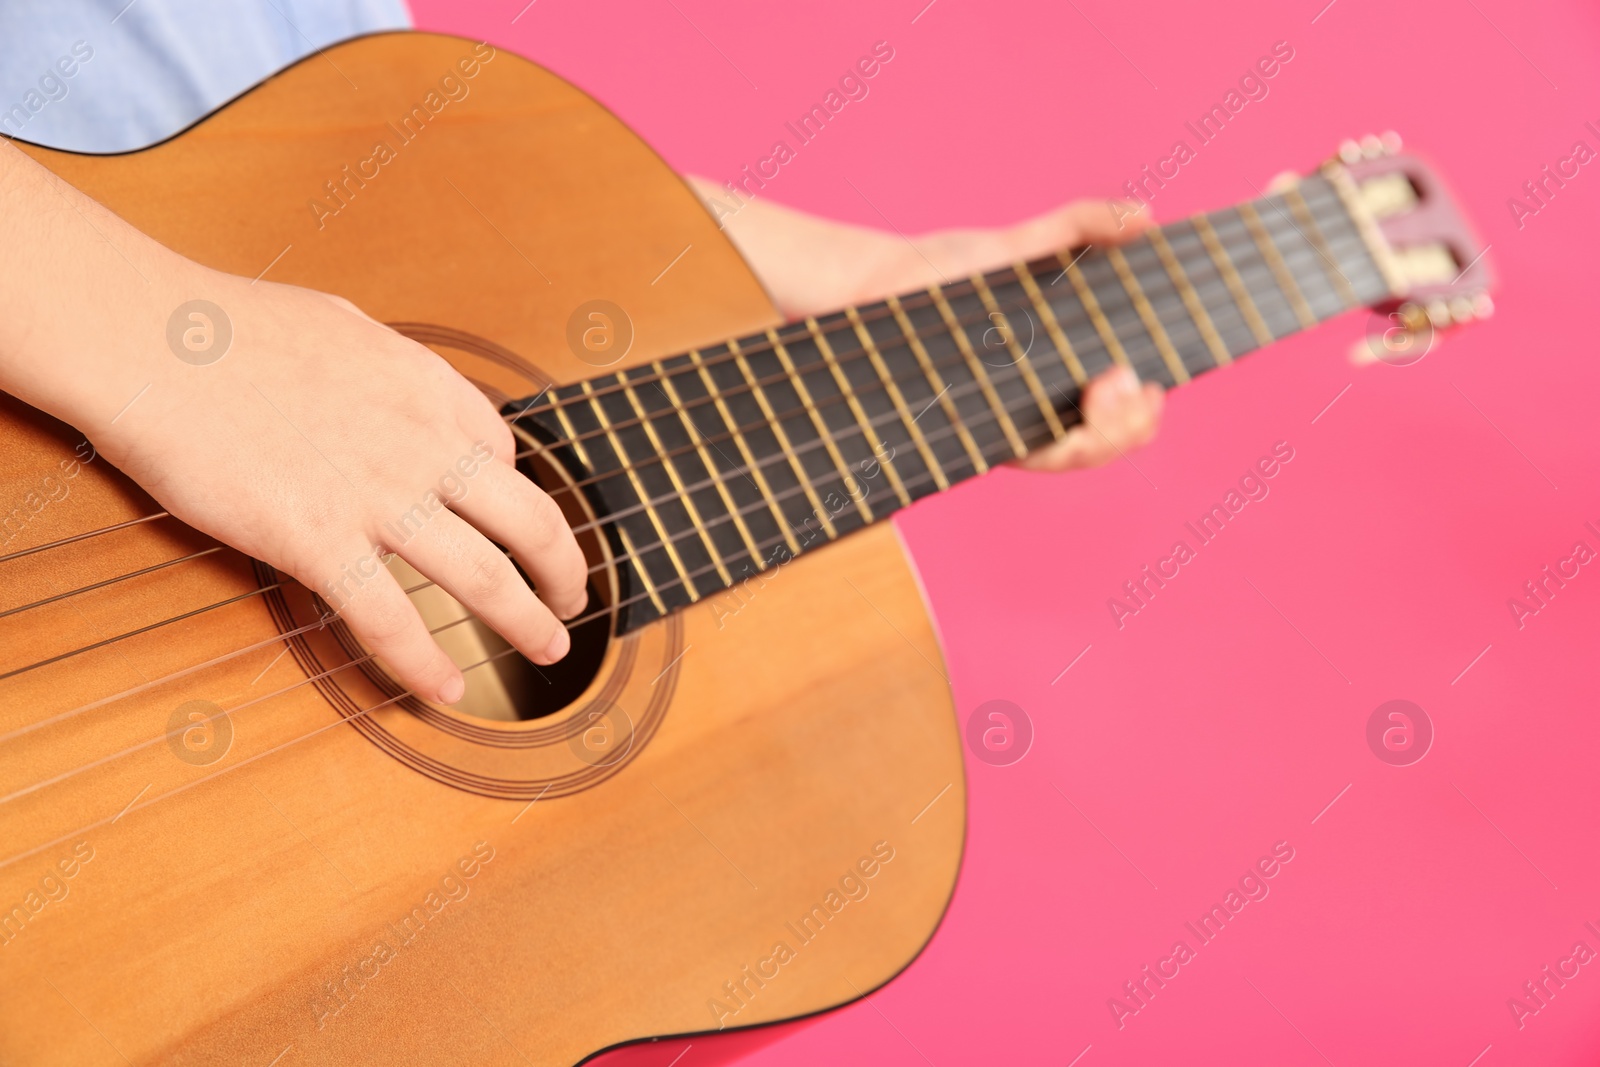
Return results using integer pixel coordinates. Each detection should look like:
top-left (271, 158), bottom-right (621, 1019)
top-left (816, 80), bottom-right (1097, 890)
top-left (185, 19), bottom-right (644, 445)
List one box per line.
top-left (0, 0), bottom-right (412, 153)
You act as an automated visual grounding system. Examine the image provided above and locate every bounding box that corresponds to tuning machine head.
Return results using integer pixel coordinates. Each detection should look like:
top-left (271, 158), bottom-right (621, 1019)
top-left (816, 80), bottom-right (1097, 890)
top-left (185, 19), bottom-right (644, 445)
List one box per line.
top-left (1327, 133), bottom-right (1494, 363)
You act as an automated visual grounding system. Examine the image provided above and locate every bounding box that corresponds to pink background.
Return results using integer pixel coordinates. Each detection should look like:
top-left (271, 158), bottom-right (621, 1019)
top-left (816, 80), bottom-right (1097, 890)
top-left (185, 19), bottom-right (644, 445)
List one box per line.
top-left (409, 1), bottom-right (1600, 1063)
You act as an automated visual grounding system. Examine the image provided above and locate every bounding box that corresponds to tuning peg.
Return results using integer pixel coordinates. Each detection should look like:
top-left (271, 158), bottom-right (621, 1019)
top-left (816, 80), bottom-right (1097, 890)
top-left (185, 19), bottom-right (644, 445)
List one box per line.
top-left (1338, 131), bottom-right (1404, 164)
top-left (1395, 302), bottom-right (1431, 332)
top-left (1437, 293), bottom-right (1495, 326)
top-left (1351, 292), bottom-right (1490, 364)
top-left (1404, 293), bottom-right (1494, 331)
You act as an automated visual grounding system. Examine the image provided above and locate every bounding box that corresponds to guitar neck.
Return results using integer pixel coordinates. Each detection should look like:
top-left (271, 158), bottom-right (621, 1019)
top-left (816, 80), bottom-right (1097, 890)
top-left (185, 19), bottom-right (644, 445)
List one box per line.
top-left (512, 169), bottom-right (1396, 633)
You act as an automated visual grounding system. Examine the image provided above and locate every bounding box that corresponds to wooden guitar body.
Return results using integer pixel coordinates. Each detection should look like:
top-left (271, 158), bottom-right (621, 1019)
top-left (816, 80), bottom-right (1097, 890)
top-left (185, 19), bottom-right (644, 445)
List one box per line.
top-left (0, 33), bottom-right (965, 1065)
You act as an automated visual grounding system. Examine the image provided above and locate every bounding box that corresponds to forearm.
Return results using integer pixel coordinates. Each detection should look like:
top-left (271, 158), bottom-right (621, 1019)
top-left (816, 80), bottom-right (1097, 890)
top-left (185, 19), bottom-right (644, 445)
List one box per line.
top-left (688, 176), bottom-right (914, 318)
top-left (0, 139), bottom-right (196, 430)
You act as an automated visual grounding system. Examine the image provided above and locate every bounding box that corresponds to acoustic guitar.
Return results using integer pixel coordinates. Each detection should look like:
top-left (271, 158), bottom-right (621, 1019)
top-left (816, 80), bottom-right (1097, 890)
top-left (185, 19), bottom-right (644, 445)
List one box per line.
top-left (0, 32), bottom-right (1491, 1066)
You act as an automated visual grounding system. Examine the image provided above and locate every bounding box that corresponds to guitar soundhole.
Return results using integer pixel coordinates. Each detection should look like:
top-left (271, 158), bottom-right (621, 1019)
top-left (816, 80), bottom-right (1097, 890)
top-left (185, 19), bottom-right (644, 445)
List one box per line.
top-left (246, 325), bottom-right (682, 795)
top-left (361, 430), bottom-right (617, 722)
top-left (381, 562), bottom-right (612, 722)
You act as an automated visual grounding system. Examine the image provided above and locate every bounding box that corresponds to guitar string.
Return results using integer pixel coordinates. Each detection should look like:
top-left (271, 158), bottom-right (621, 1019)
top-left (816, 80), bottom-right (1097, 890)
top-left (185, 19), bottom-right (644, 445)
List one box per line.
top-left (0, 257), bottom-right (1376, 817)
top-left (505, 247), bottom-right (1323, 477)
top-left (0, 573), bottom-right (451, 748)
top-left (18, 350), bottom-right (1266, 833)
top-left (473, 198), bottom-right (1375, 531)
top-left (0, 265), bottom-right (1167, 568)
top-left (0, 213), bottom-right (1376, 696)
top-left (0, 271), bottom-right (1277, 645)
top-left (502, 249), bottom-right (1227, 450)
top-left (0, 308), bottom-right (1307, 797)
top-left (1, 400), bottom-right (1050, 819)
top-left (0, 216), bottom-right (1386, 861)
top-left (494, 184), bottom-right (1355, 420)
top-left (0, 264), bottom-right (1335, 690)
top-left (0, 280), bottom-right (1083, 570)
top-left (500, 207), bottom-right (1361, 453)
top-left (0, 565), bottom-right (439, 690)
top-left (492, 226), bottom-right (1372, 538)
top-left (0, 510), bottom-right (170, 568)
top-left (0, 337), bottom-right (1163, 759)
top-left (1, 612), bottom-right (648, 872)
top-left (0, 671), bottom-right (440, 873)
top-left (0, 205), bottom-right (1364, 573)
top-left (0, 545), bottom-right (221, 622)
top-left (0, 250), bottom-right (1375, 685)
top-left (0, 338), bottom-right (1147, 688)
top-left (0, 284), bottom-right (1048, 570)
top-left (0, 318), bottom-right (968, 631)
top-left (0, 611), bottom-right (487, 804)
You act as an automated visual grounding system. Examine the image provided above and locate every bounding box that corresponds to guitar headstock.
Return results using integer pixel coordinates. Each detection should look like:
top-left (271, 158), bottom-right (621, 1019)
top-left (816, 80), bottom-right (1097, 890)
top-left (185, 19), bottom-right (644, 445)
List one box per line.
top-left (1321, 132), bottom-right (1494, 362)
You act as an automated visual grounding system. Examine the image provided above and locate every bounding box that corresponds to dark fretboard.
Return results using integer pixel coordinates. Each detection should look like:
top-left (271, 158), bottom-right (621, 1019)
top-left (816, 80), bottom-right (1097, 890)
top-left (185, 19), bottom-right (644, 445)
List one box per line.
top-left (509, 172), bottom-right (1393, 634)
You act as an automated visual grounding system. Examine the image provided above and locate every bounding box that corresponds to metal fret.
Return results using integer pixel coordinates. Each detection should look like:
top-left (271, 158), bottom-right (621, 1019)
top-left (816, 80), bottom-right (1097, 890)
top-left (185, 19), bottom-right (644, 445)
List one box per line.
top-left (969, 274), bottom-right (1068, 437)
top-left (618, 378), bottom-right (732, 586)
top-left (1237, 203), bottom-right (1316, 328)
top-left (1013, 261), bottom-right (1089, 385)
top-left (1147, 229), bottom-right (1232, 367)
top-left (845, 306), bottom-right (949, 492)
top-left (548, 395), bottom-right (596, 470)
top-left (579, 380), bottom-right (700, 599)
top-left (729, 338), bottom-right (840, 538)
top-left (927, 284), bottom-right (1028, 458)
top-left (653, 362), bottom-right (770, 566)
top-left (766, 328), bottom-right (875, 522)
top-left (1283, 186), bottom-right (1360, 308)
top-left (1106, 246), bottom-right (1190, 384)
top-left (1191, 215), bottom-right (1274, 346)
top-left (687, 348), bottom-right (804, 555)
top-left (886, 295), bottom-right (990, 474)
top-left (1063, 252), bottom-right (1135, 372)
top-left (804, 319), bottom-right (913, 507)
top-left (614, 524), bottom-right (667, 615)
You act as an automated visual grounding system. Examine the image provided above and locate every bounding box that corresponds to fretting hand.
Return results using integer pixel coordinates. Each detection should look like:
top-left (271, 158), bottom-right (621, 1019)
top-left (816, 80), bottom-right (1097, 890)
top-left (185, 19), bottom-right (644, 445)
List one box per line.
top-left (699, 184), bottom-right (1166, 473)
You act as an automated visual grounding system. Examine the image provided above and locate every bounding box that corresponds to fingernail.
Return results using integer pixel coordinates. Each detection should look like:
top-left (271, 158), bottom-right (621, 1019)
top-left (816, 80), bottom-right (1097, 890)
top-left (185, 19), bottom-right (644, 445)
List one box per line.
top-left (438, 675), bottom-right (465, 704)
top-left (543, 627), bottom-right (571, 663)
top-left (1113, 366), bottom-right (1140, 394)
